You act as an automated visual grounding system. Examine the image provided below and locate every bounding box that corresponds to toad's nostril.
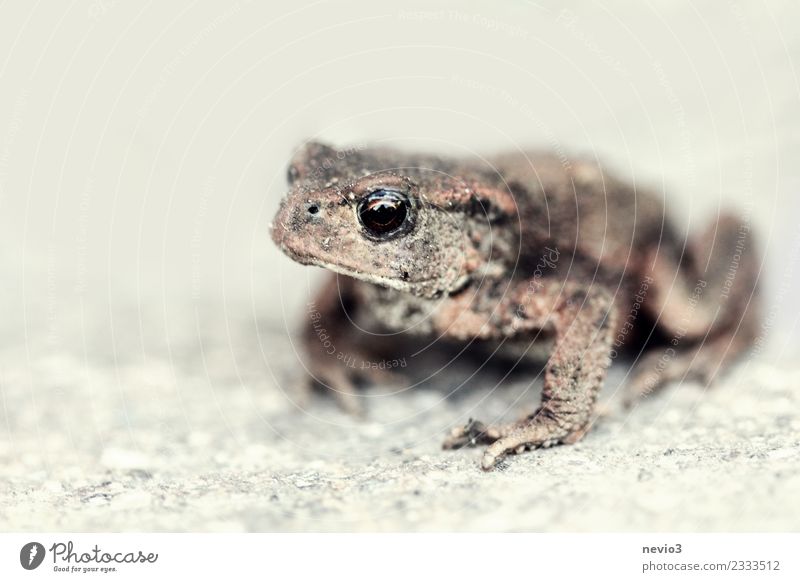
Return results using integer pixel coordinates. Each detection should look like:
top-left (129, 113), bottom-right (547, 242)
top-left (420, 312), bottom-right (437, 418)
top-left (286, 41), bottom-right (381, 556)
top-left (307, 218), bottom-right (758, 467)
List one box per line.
top-left (306, 203), bottom-right (319, 215)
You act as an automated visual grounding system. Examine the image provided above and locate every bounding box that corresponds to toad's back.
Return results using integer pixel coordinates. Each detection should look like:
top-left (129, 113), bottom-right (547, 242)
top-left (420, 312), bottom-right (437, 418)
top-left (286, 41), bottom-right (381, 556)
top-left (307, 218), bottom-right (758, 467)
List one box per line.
top-left (490, 152), bottom-right (682, 289)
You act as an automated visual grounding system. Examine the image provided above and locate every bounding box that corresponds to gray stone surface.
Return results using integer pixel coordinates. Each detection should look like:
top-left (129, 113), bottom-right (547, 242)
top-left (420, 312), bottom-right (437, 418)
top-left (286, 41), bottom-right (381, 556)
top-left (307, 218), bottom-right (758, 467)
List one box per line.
top-left (1, 329), bottom-right (798, 532)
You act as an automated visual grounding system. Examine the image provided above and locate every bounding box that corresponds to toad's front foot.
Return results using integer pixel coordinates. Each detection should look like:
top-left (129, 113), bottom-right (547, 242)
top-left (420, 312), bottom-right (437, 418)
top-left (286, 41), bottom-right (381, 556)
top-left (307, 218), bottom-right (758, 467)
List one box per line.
top-left (443, 414), bottom-right (582, 470)
top-left (441, 419), bottom-right (503, 449)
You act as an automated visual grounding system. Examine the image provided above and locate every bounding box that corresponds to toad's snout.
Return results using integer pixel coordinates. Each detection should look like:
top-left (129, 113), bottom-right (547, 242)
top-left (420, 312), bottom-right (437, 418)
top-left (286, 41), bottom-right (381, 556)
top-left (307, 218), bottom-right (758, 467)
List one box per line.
top-left (270, 196), bottom-right (330, 264)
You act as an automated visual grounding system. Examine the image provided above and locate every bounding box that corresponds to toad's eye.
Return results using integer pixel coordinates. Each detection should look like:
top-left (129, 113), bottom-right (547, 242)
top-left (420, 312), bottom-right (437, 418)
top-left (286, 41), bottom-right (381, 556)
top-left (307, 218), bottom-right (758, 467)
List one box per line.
top-left (357, 189), bottom-right (412, 238)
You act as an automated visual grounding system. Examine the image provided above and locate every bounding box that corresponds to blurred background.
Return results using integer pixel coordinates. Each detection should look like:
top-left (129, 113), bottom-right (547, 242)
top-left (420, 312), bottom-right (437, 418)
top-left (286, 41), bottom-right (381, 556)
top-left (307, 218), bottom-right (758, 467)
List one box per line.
top-left (2, 0), bottom-right (798, 348)
top-left (1, 0), bottom-right (799, 531)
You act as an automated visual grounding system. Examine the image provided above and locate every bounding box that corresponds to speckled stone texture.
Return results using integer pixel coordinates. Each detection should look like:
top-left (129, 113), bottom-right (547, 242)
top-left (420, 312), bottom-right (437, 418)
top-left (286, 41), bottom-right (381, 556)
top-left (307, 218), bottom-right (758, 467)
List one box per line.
top-left (1, 328), bottom-right (797, 532)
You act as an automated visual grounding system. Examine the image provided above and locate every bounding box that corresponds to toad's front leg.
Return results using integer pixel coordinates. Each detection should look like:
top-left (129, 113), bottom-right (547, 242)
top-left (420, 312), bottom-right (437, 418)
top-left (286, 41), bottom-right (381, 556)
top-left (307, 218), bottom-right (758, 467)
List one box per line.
top-left (441, 281), bottom-right (617, 470)
top-left (300, 274), bottom-right (406, 415)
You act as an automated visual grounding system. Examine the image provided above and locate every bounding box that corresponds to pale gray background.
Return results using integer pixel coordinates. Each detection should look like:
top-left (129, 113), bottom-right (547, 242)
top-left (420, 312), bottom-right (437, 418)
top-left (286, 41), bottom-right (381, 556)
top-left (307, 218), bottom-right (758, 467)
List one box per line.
top-left (1, 0), bottom-right (799, 531)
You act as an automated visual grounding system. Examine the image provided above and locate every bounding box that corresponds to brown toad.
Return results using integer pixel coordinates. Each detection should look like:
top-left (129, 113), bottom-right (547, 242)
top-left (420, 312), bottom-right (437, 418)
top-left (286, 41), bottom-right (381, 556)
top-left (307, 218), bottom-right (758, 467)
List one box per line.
top-left (270, 141), bottom-right (760, 470)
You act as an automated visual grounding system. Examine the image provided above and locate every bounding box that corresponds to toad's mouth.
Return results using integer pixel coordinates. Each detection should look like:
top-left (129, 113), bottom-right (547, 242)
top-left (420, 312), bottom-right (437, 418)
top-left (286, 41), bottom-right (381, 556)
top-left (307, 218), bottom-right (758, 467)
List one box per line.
top-left (270, 223), bottom-right (408, 288)
top-left (312, 261), bottom-right (413, 290)
top-left (272, 234), bottom-right (454, 300)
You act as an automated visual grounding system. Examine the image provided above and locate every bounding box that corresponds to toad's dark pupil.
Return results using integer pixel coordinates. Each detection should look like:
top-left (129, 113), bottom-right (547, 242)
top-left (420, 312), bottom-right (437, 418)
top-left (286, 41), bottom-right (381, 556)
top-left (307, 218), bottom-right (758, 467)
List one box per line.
top-left (358, 190), bottom-right (408, 235)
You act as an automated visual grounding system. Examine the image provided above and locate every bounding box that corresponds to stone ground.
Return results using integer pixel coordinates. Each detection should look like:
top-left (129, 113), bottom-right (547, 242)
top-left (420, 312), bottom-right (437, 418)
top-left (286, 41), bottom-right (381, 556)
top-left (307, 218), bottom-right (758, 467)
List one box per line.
top-left (1, 327), bottom-right (798, 532)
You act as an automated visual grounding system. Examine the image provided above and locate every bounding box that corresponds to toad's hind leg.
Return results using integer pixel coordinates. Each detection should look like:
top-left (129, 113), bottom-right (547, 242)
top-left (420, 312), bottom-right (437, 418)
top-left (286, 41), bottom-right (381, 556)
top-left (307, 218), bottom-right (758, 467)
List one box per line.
top-left (627, 213), bottom-right (761, 403)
